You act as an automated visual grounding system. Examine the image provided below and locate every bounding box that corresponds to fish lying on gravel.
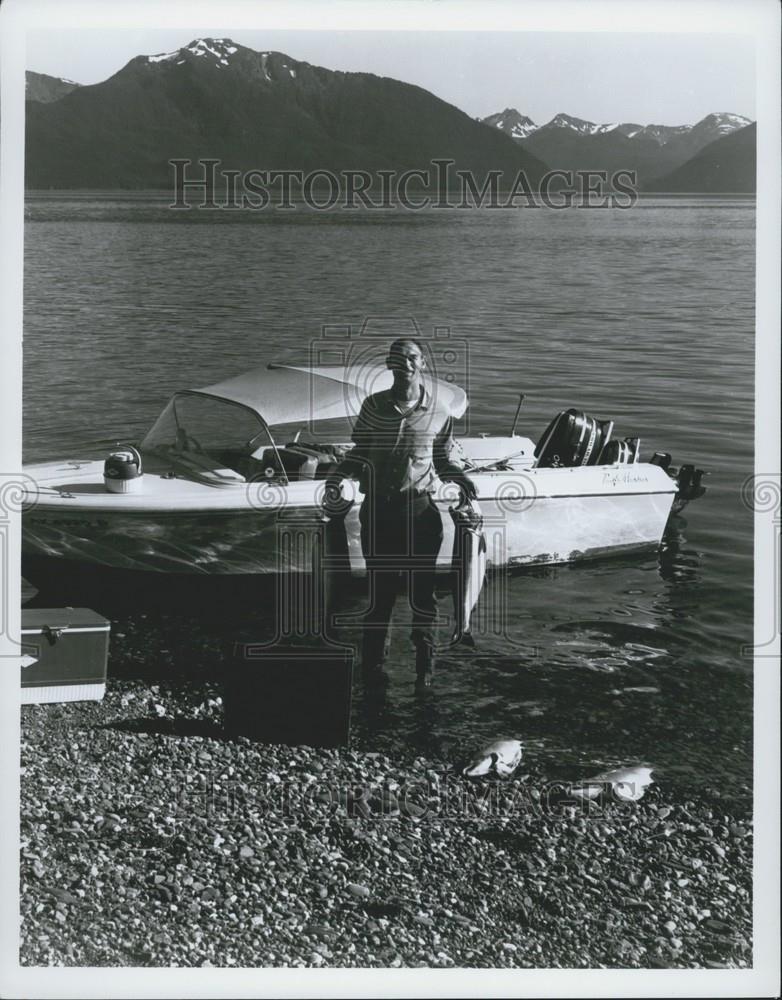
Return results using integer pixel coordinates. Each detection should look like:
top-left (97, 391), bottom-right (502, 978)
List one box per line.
top-left (462, 739), bottom-right (523, 778)
top-left (570, 765), bottom-right (654, 802)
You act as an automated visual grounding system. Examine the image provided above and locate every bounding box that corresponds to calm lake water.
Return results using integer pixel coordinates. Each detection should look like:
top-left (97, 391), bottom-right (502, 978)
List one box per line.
top-left (23, 193), bottom-right (755, 800)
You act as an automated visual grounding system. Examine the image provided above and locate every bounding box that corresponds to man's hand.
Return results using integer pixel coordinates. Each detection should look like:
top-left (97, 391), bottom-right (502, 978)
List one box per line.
top-left (324, 475), bottom-right (343, 504)
top-left (444, 472), bottom-right (478, 500)
top-left (323, 474), bottom-right (355, 517)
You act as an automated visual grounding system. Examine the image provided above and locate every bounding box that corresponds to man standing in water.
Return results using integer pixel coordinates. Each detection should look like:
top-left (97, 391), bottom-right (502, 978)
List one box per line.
top-left (326, 339), bottom-right (477, 688)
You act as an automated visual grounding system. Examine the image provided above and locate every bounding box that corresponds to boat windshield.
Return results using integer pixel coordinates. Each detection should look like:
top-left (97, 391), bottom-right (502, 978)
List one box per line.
top-left (140, 393), bottom-right (272, 478)
top-left (140, 393), bottom-right (357, 482)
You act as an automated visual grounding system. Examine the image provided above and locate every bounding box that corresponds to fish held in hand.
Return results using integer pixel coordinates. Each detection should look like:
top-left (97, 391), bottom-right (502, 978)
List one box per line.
top-left (449, 496), bottom-right (487, 646)
top-left (462, 739), bottom-right (523, 778)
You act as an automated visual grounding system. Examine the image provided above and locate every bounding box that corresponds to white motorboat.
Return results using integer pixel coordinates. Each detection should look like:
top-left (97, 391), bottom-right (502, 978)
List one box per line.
top-left (21, 362), bottom-right (705, 576)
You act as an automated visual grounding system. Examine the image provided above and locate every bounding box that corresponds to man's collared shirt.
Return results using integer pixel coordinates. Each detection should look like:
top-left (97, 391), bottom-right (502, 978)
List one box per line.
top-left (342, 383), bottom-right (464, 498)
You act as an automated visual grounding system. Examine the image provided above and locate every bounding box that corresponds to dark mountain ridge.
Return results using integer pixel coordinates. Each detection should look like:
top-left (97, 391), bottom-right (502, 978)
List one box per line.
top-left (26, 38), bottom-right (548, 190)
top-left (645, 122), bottom-right (756, 193)
top-left (25, 70), bottom-right (81, 104)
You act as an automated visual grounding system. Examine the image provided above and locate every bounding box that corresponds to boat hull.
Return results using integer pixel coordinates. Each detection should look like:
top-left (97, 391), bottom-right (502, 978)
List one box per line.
top-left (22, 463), bottom-right (676, 575)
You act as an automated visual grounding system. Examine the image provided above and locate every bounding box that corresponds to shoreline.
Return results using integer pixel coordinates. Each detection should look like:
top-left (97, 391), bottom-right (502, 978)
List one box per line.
top-left (20, 677), bottom-right (752, 969)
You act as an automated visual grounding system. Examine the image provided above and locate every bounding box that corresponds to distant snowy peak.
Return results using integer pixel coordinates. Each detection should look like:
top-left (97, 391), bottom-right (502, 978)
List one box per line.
top-left (614, 123), bottom-right (645, 138)
top-left (483, 110), bottom-right (625, 139)
top-left (482, 108), bottom-right (753, 145)
top-left (143, 38), bottom-right (300, 78)
top-left (632, 114), bottom-right (752, 146)
top-left (146, 37), bottom-right (241, 67)
top-left (632, 123), bottom-right (691, 145)
top-left (549, 113), bottom-right (598, 134)
top-left (694, 112), bottom-right (752, 134)
top-left (482, 108), bottom-right (539, 140)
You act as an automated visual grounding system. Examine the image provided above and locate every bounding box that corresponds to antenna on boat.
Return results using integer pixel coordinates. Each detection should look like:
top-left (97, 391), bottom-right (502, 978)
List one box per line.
top-left (510, 393), bottom-right (525, 437)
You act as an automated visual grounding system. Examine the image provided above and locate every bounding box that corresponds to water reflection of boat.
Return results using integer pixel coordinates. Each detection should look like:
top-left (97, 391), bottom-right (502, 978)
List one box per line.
top-left (22, 362), bottom-right (705, 576)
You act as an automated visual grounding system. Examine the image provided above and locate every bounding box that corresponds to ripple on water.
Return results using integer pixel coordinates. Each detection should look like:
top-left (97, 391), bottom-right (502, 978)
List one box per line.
top-left (23, 195), bottom-right (755, 797)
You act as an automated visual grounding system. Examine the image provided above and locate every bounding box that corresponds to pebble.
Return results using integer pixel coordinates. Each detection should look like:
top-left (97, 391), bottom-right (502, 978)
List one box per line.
top-left (622, 898), bottom-right (653, 911)
top-left (18, 681), bottom-right (752, 970)
top-left (703, 918), bottom-right (733, 935)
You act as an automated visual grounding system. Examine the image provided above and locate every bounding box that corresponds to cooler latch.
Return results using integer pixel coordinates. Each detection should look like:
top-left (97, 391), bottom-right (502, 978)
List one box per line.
top-left (42, 625), bottom-right (65, 645)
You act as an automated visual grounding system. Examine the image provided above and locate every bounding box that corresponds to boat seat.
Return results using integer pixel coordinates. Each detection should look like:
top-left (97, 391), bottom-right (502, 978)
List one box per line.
top-left (600, 437), bottom-right (641, 465)
top-left (250, 445), bottom-right (339, 483)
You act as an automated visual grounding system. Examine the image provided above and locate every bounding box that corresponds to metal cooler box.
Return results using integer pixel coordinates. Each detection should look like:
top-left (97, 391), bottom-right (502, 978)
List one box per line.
top-left (21, 607), bottom-right (110, 704)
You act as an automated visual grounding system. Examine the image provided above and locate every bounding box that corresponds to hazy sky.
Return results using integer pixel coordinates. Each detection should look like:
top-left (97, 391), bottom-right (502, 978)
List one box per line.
top-left (28, 29), bottom-right (756, 124)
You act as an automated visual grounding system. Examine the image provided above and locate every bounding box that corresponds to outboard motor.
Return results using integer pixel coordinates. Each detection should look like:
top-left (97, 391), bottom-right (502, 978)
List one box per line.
top-left (675, 464), bottom-right (706, 503)
top-left (104, 445), bottom-right (143, 494)
top-left (535, 409), bottom-right (613, 468)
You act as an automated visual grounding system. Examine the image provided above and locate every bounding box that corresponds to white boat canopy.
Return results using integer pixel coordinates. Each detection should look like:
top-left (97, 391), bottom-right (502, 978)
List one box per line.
top-left (192, 362), bottom-right (469, 427)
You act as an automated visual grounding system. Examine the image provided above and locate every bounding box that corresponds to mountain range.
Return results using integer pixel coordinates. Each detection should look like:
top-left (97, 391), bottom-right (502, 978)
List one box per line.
top-left (481, 108), bottom-right (755, 189)
top-left (25, 39), bottom-right (755, 193)
top-left (25, 38), bottom-right (547, 190)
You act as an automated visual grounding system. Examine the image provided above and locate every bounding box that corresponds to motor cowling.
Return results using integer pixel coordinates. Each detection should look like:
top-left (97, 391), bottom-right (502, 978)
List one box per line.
top-left (104, 445), bottom-right (143, 494)
top-left (534, 409), bottom-right (613, 468)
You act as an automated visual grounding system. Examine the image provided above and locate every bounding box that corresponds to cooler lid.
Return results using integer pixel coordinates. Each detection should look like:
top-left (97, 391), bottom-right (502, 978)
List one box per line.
top-left (22, 607), bottom-right (111, 632)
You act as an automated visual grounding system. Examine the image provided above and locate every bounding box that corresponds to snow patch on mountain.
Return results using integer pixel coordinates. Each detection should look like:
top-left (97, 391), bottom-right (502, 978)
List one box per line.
top-left (508, 119), bottom-right (537, 139)
top-left (147, 38), bottom-right (242, 66)
top-left (483, 108), bottom-right (539, 139)
top-left (188, 40), bottom-right (226, 60)
top-left (549, 113), bottom-right (597, 134)
top-left (548, 113), bottom-right (625, 136)
top-left (25, 73), bottom-right (80, 86)
top-left (697, 112), bottom-right (752, 135)
top-left (148, 51), bottom-right (178, 64)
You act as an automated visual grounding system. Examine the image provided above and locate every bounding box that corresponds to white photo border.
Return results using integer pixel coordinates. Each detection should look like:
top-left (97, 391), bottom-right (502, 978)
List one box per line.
top-left (1, 0), bottom-right (779, 997)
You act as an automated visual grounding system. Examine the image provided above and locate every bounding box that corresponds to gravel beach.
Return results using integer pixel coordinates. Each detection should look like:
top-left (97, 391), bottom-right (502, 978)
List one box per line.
top-left (20, 673), bottom-right (752, 969)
